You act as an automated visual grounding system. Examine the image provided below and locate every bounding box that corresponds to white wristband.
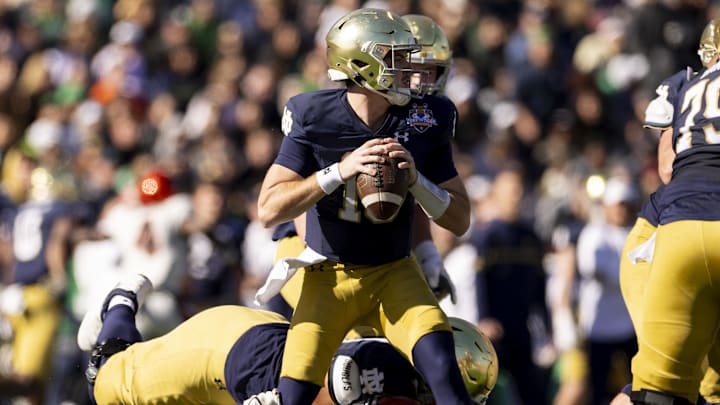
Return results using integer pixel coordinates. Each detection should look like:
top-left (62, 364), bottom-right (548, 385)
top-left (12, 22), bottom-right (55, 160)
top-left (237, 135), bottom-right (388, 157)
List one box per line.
top-left (316, 163), bottom-right (344, 195)
top-left (409, 172), bottom-right (450, 219)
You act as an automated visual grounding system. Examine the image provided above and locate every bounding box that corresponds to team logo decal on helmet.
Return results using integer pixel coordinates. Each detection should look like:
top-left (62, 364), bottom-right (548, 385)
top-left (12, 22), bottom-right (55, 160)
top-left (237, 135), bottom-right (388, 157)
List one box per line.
top-left (449, 317), bottom-right (499, 403)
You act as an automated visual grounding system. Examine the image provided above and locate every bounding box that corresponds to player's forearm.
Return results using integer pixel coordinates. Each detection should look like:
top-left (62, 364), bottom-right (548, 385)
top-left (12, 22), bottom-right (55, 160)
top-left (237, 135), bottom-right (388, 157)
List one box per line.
top-left (658, 128), bottom-right (674, 184)
top-left (257, 177), bottom-right (327, 228)
top-left (429, 177), bottom-right (470, 236)
top-left (433, 197), bottom-right (470, 236)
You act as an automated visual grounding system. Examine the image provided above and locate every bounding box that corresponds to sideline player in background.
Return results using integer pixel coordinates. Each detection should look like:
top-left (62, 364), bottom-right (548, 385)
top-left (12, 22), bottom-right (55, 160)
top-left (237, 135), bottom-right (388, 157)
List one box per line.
top-left (255, 8), bottom-right (473, 405)
top-left (77, 273), bottom-right (498, 405)
top-left (0, 166), bottom-right (78, 405)
top-left (628, 16), bottom-right (720, 405)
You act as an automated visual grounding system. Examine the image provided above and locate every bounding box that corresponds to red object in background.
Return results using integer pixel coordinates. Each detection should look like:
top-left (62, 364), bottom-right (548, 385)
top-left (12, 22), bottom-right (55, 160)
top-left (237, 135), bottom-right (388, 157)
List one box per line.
top-left (138, 171), bottom-right (173, 204)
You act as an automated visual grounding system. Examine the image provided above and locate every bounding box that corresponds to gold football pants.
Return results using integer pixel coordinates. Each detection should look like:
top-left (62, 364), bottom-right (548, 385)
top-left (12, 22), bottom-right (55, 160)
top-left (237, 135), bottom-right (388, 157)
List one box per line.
top-left (93, 306), bottom-right (288, 405)
top-left (631, 220), bottom-right (720, 402)
top-left (7, 284), bottom-right (61, 380)
top-left (279, 255), bottom-right (450, 386)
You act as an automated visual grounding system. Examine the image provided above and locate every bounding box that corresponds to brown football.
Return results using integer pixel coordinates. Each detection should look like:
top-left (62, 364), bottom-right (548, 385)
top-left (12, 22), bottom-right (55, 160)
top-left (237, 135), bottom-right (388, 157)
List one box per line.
top-left (356, 157), bottom-right (409, 222)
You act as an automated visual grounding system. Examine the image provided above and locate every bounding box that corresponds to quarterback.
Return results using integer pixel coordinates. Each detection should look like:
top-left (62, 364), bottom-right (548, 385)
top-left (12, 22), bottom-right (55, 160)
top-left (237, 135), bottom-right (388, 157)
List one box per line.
top-left (256, 8), bottom-right (472, 405)
top-left (268, 13), bottom-right (457, 315)
top-left (629, 17), bottom-right (720, 405)
top-left (77, 274), bottom-right (498, 405)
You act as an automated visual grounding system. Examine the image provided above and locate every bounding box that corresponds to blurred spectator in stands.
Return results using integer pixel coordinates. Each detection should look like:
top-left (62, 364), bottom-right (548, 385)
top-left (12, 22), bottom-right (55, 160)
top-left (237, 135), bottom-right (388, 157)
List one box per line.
top-left (576, 176), bottom-right (638, 405)
top-left (90, 169), bottom-right (191, 338)
top-left (472, 163), bottom-right (553, 405)
top-left (180, 181), bottom-right (244, 317)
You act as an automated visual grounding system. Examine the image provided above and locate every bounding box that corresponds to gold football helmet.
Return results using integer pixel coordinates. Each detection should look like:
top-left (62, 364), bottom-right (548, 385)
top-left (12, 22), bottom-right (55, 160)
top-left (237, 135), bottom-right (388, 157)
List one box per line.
top-left (326, 8), bottom-right (421, 106)
top-left (449, 317), bottom-right (499, 403)
top-left (28, 167), bottom-right (76, 202)
top-left (698, 18), bottom-right (720, 67)
top-left (402, 14), bottom-right (452, 95)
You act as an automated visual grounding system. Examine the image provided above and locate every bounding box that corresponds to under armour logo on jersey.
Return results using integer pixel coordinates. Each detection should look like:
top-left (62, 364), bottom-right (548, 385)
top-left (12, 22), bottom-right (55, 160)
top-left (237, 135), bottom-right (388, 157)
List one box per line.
top-left (214, 378), bottom-right (226, 391)
top-left (393, 130), bottom-right (410, 143)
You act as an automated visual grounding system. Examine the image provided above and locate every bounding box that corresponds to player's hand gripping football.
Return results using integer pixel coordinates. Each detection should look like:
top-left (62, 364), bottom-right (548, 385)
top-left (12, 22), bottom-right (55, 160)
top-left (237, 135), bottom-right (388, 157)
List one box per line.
top-left (385, 141), bottom-right (417, 185)
top-left (338, 138), bottom-right (398, 180)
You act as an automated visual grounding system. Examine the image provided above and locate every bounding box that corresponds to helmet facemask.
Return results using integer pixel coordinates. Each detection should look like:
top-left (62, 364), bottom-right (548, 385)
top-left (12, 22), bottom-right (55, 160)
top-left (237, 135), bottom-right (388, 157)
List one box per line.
top-left (699, 18), bottom-right (720, 67)
top-left (365, 42), bottom-right (423, 105)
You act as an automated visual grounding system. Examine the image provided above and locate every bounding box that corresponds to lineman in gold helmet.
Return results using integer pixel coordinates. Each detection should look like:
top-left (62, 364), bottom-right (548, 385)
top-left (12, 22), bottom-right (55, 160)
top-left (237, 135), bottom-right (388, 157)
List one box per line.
top-left (609, 16), bottom-right (720, 405)
top-left (449, 317), bottom-right (499, 404)
top-left (401, 14), bottom-right (452, 96)
top-left (697, 18), bottom-right (720, 68)
top-left (78, 272), bottom-right (497, 405)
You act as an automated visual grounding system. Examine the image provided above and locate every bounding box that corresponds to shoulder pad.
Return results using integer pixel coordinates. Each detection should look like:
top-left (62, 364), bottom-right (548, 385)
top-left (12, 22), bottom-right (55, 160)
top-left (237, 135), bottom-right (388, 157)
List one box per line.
top-left (643, 93), bottom-right (673, 130)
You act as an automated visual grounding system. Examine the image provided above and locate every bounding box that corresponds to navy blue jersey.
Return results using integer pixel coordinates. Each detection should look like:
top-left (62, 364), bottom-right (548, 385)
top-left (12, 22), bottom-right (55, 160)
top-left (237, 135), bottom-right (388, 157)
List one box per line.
top-left (11, 200), bottom-right (72, 284)
top-left (0, 189), bottom-right (17, 242)
top-left (660, 63), bottom-right (720, 224)
top-left (224, 328), bottom-right (423, 402)
top-left (276, 89), bottom-right (459, 264)
top-left (272, 221), bottom-right (297, 242)
top-left (225, 322), bottom-right (289, 403)
top-left (637, 184), bottom-right (666, 227)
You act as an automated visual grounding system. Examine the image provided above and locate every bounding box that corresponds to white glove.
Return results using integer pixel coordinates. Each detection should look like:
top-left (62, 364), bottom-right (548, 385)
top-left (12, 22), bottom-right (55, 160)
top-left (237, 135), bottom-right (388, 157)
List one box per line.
top-left (243, 389), bottom-right (281, 405)
top-left (414, 240), bottom-right (456, 303)
top-left (0, 284), bottom-right (25, 316)
top-left (552, 307), bottom-right (579, 352)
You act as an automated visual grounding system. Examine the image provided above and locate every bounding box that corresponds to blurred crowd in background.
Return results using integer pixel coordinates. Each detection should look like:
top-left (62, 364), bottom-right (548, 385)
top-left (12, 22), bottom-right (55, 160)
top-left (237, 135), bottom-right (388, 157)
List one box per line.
top-left (0, 0), bottom-right (715, 404)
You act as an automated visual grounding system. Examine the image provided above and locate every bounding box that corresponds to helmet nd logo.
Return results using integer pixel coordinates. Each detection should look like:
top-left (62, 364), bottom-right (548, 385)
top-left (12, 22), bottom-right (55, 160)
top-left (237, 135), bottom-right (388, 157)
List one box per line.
top-left (405, 103), bottom-right (437, 133)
